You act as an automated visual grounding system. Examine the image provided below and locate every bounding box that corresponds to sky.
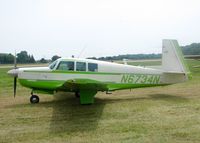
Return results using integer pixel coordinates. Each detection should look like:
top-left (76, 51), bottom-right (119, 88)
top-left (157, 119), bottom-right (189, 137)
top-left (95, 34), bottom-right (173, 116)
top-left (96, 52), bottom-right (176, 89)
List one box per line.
top-left (0, 0), bottom-right (200, 60)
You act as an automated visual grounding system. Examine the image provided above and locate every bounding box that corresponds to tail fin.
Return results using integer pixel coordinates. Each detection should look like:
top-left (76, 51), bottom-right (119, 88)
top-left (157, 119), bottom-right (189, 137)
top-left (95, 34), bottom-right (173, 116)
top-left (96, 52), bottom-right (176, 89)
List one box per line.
top-left (162, 39), bottom-right (191, 79)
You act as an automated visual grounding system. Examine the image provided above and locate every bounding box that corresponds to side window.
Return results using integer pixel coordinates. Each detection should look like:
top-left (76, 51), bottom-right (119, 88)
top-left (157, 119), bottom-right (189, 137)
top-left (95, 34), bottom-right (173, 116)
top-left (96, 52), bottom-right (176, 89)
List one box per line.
top-left (49, 61), bottom-right (57, 69)
top-left (88, 63), bottom-right (98, 72)
top-left (57, 61), bottom-right (74, 71)
top-left (76, 62), bottom-right (86, 71)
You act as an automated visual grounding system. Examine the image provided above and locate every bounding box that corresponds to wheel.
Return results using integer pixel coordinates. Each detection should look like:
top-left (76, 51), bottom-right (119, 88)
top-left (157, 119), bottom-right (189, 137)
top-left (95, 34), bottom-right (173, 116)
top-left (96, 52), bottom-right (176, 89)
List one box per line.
top-left (30, 95), bottom-right (39, 104)
top-left (75, 92), bottom-right (80, 98)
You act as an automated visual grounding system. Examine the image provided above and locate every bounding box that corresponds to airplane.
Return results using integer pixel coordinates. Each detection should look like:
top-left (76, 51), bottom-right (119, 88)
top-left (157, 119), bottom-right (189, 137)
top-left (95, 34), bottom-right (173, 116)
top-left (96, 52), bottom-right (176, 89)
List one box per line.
top-left (7, 39), bottom-right (191, 105)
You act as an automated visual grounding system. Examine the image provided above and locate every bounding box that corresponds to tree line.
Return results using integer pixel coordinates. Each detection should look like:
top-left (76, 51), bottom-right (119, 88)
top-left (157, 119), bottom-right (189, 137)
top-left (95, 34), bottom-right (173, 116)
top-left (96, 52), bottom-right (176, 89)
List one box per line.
top-left (89, 53), bottom-right (162, 61)
top-left (0, 42), bottom-right (200, 64)
top-left (181, 43), bottom-right (200, 55)
top-left (88, 43), bottom-right (200, 61)
top-left (0, 51), bottom-right (61, 64)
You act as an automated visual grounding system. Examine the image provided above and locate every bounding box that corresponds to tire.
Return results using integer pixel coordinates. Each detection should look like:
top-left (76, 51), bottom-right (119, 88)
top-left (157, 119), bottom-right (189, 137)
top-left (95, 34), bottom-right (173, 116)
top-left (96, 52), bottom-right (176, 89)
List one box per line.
top-left (30, 95), bottom-right (39, 104)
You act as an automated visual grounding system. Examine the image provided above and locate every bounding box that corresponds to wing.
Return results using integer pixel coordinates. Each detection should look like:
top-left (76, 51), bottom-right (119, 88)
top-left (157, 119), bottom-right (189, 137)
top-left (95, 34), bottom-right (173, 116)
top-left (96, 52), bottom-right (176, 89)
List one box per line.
top-left (56, 79), bottom-right (109, 104)
top-left (57, 79), bottom-right (108, 92)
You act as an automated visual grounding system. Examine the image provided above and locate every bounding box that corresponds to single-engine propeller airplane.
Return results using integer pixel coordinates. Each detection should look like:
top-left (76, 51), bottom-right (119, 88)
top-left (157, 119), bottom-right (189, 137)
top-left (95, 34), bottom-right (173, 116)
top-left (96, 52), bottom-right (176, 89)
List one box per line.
top-left (7, 39), bottom-right (191, 104)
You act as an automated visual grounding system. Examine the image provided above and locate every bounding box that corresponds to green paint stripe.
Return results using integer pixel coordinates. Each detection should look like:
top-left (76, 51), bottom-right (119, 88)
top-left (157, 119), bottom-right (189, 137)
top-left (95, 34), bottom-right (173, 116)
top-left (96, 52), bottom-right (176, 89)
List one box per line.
top-left (173, 40), bottom-right (192, 79)
top-left (19, 79), bottom-right (65, 90)
top-left (108, 83), bottom-right (166, 91)
top-left (174, 40), bottom-right (190, 73)
top-left (19, 78), bottom-right (165, 92)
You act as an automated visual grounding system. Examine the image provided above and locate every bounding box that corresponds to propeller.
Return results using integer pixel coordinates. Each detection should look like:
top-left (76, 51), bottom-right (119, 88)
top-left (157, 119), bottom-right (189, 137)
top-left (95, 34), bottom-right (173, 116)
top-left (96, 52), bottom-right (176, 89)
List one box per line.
top-left (13, 51), bottom-right (17, 98)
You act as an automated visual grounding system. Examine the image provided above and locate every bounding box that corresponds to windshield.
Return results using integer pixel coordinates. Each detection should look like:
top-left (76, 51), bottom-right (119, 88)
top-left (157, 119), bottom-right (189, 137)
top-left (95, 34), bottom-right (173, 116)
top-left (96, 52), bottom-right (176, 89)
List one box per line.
top-left (49, 60), bottom-right (58, 69)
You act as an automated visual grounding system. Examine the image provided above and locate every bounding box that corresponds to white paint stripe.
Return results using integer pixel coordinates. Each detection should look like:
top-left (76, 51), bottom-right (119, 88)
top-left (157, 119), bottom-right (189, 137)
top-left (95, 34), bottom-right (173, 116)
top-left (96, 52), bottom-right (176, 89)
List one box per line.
top-left (19, 72), bottom-right (122, 83)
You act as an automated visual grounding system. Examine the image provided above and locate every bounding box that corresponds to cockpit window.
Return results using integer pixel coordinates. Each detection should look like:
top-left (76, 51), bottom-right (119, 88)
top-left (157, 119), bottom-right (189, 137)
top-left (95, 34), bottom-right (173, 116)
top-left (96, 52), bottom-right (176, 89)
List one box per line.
top-left (76, 62), bottom-right (86, 71)
top-left (57, 61), bottom-right (74, 71)
top-left (49, 61), bottom-right (57, 69)
top-left (88, 63), bottom-right (98, 72)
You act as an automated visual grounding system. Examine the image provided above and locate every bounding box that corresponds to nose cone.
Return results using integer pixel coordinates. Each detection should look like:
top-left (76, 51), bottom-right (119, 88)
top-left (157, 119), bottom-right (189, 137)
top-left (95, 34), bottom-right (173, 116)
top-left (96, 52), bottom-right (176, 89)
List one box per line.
top-left (7, 69), bottom-right (19, 77)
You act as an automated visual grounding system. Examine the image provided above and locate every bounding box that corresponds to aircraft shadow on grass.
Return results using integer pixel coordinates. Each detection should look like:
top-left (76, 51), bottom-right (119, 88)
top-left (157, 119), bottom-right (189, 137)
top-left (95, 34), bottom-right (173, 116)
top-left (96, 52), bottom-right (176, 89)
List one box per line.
top-left (7, 92), bottom-right (188, 134)
top-left (148, 94), bottom-right (189, 102)
top-left (41, 93), bottom-right (189, 134)
top-left (100, 93), bottom-right (189, 103)
top-left (47, 93), bottom-right (106, 134)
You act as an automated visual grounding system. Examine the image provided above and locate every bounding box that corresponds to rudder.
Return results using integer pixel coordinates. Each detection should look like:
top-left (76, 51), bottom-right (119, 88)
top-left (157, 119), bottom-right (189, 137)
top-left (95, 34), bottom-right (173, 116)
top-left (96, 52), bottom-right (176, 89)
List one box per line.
top-left (162, 39), bottom-right (191, 80)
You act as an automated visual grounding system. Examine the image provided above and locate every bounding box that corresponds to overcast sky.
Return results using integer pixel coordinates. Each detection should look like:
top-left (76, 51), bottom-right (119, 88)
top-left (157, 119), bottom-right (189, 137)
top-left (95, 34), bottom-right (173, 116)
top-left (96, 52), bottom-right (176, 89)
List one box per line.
top-left (0, 0), bottom-right (200, 60)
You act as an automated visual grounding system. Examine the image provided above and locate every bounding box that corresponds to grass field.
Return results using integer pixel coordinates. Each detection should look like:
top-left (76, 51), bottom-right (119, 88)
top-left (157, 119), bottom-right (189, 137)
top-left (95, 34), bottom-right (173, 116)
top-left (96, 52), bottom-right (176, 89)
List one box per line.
top-left (0, 60), bottom-right (200, 143)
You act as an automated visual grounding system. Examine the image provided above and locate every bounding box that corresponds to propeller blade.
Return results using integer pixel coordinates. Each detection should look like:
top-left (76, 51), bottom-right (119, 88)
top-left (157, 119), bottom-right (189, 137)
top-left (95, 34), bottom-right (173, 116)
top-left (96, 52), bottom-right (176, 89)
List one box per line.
top-left (14, 77), bottom-right (17, 98)
top-left (14, 51), bottom-right (17, 69)
top-left (13, 51), bottom-right (17, 98)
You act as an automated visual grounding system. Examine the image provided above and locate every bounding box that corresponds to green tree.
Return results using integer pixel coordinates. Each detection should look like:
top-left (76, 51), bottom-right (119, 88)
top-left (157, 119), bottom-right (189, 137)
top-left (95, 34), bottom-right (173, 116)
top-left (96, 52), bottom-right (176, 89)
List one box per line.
top-left (0, 53), bottom-right (14, 64)
top-left (16, 51), bottom-right (36, 63)
top-left (29, 55), bottom-right (36, 63)
top-left (39, 58), bottom-right (48, 63)
top-left (181, 43), bottom-right (200, 55)
top-left (51, 55), bottom-right (61, 62)
top-left (17, 51), bottom-right (29, 63)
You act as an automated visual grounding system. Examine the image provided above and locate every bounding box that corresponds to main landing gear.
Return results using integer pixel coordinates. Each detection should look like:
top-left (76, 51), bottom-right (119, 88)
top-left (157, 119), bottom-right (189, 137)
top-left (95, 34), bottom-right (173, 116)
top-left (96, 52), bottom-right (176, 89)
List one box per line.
top-left (30, 92), bottom-right (39, 104)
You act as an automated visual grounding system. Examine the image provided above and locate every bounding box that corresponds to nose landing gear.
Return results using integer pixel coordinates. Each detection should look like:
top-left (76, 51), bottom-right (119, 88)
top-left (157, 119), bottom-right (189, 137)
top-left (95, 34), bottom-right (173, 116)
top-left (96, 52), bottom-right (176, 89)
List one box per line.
top-left (30, 92), bottom-right (39, 104)
top-left (30, 95), bottom-right (39, 104)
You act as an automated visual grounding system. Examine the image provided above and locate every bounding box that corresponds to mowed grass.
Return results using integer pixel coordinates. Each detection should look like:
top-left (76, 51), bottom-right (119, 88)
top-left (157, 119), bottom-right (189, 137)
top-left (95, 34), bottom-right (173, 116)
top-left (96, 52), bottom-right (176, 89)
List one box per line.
top-left (0, 60), bottom-right (200, 143)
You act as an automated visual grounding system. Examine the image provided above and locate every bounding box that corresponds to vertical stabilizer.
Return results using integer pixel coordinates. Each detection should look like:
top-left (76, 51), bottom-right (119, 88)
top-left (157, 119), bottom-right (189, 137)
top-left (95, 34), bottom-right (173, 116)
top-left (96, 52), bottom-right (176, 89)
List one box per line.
top-left (162, 39), bottom-right (189, 74)
top-left (161, 39), bottom-right (191, 83)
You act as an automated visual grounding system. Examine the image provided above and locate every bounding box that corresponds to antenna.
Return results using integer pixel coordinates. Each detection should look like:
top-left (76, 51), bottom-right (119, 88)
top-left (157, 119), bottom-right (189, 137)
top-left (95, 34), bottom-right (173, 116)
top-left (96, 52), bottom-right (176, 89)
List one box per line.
top-left (78, 44), bottom-right (87, 58)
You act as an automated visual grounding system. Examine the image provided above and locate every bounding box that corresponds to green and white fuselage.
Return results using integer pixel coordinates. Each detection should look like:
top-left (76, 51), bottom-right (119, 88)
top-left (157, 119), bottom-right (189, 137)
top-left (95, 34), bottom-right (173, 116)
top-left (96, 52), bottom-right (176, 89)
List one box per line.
top-left (8, 40), bottom-right (190, 104)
